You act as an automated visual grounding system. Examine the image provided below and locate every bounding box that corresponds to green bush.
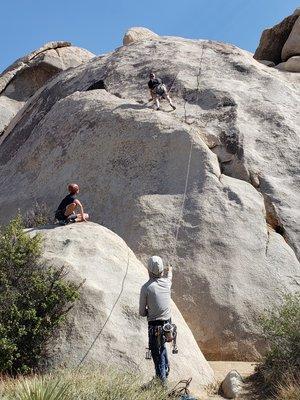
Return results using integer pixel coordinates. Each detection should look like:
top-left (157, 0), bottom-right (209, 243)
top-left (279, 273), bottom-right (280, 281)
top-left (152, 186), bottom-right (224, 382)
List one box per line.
top-left (0, 216), bottom-right (80, 375)
top-left (256, 292), bottom-right (300, 392)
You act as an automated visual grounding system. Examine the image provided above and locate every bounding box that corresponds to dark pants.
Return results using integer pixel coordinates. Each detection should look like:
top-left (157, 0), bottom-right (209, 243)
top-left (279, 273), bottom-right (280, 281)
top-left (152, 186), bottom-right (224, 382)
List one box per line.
top-left (148, 322), bottom-right (170, 382)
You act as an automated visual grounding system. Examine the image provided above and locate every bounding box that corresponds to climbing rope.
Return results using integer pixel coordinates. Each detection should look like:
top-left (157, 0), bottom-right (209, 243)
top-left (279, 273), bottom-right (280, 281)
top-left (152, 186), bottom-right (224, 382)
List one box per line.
top-left (170, 43), bottom-right (206, 261)
top-left (168, 378), bottom-right (193, 397)
top-left (171, 140), bottom-right (193, 261)
top-left (183, 42), bottom-right (205, 126)
top-left (75, 45), bottom-right (204, 368)
top-left (75, 248), bottom-right (130, 369)
top-left (168, 72), bottom-right (180, 94)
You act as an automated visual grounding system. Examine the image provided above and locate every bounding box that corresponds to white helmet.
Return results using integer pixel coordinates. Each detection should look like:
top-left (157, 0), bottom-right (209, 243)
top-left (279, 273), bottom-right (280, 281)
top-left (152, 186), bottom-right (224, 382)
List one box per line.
top-left (148, 256), bottom-right (164, 276)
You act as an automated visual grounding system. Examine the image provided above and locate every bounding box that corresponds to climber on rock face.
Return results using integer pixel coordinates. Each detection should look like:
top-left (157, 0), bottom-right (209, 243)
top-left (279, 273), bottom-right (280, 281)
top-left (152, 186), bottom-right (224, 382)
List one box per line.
top-left (148, 72), bottom-right (176, 111)
top-left (55, 183), bottom-right (89, 225)
top-left (139, 256), bottom-right (173, 385)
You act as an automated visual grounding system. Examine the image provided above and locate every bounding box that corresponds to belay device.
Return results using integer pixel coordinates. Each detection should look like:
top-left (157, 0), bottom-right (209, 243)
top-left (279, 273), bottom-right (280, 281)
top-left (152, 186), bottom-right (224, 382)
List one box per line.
top-left (145, 322), bottom-right (178, 359)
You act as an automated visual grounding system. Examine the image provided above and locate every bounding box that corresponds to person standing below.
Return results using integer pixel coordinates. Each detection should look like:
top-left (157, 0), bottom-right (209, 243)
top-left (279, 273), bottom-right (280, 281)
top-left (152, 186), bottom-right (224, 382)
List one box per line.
top-left (148, 72), bottom-right (176, 111)
top-left (139, 256), bottom-right (173, 385)
top-left (55, 183), bottom-right (89, 225)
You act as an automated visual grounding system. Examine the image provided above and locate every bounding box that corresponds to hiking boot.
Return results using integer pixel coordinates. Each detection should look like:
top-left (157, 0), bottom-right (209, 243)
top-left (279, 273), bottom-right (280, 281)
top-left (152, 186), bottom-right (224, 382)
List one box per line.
top-left (156, 107), bottom-right (161, 111)
top-left (171, 104), bottom-right (176, 110)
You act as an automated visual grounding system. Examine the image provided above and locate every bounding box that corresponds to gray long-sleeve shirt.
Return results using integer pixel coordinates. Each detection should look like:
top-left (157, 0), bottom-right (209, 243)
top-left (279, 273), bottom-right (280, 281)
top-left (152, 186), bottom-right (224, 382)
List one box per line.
top-left (139, 270), bottom-right (172, 321)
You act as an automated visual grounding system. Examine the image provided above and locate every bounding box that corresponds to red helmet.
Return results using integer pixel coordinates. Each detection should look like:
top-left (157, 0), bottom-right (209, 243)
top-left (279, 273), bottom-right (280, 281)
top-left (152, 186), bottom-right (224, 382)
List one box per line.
top-left (68, 183), bottom-right (79, 195)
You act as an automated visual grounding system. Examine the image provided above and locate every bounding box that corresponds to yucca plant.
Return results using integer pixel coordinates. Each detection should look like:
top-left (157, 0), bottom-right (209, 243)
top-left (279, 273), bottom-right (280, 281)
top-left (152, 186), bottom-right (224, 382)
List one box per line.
top-left (14, 377), bottom-right (71, 400)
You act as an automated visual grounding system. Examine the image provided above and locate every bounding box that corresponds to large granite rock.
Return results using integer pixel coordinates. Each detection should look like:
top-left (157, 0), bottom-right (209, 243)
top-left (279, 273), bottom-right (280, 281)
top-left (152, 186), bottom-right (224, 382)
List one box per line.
top-left (123, 27), bottom-right (159, 45)
top-left (32, 222), bottom-right (214, 394)
top-left (221, 370), bottom-right (243, 399)
top-left (254, 14), bottom-right (298, 64)
top-left (276, 55), bottom-right (300, 72)
top-left (0, 32), bottom-right (299, 360)
top-left (0, 41), bottom-right (94, 143)
top-left (282, 16), bottom-right (300, 61)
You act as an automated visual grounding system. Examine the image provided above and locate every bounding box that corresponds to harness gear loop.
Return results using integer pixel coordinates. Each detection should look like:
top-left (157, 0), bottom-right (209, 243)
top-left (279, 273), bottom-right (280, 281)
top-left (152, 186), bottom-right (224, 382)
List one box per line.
top-left (146, 321), bottom-right (178, 359)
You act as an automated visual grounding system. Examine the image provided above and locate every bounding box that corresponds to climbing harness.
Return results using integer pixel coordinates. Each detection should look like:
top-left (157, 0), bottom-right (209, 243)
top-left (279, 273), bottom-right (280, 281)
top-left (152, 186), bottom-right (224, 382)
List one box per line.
top-left (145, 321), bottom-right (178, 360)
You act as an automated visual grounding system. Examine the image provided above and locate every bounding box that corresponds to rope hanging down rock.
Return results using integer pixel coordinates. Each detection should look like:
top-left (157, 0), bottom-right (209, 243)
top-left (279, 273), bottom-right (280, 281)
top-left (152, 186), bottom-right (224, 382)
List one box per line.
top-left (170, 43), bottom-right (205, 261)
top-left (75, 249), bottom-right (130, 369)
top-left (171, 140), bottom-right (193, 261)
top-left (75, 143), bottom-right (194, 369)
top-left (75, 44), bottom-right (205, 368)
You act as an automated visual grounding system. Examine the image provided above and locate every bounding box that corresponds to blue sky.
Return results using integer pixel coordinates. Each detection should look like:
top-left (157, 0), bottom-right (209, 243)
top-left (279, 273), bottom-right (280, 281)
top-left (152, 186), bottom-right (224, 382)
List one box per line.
top-left (0, 0), bottom-right (299, 72)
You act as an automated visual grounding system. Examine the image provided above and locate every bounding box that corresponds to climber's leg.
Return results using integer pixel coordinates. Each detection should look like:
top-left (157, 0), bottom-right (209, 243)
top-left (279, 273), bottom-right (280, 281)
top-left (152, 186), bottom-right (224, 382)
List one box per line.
top-left (65, 203), bottom-right (76, 216)
top-left (152, 93), bottom-right (160, 110)
top-left (165, 92), bottom-right (176, 110)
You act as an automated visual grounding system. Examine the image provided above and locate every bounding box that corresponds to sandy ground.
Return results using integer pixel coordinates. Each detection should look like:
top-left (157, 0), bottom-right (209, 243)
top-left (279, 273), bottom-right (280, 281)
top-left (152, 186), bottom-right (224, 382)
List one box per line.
top-left (209, 361), bottom-right (257, 381)
top-left (202, 361), bottom-right (257, 399)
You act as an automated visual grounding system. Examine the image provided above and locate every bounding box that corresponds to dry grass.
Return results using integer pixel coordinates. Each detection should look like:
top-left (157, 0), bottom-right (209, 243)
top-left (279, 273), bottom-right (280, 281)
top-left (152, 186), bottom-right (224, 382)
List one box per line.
top-left (275, 379), bottom-right (300, 400)
top-left (0, 368), bottom-right (171, 400)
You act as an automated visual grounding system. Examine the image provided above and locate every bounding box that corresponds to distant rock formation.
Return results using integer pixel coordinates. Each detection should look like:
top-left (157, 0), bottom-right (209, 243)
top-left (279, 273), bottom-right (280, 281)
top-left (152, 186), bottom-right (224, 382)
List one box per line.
top-left (254, 9), bottom-right (300, 72)
top-left (0, 30), bottom-right (299, 360)
top-left (0, 41), bottom-right (94, 143)
top-left (123, 27), bottom-right (159, 45)
top-left (32, 222), bottom-right (214, 394)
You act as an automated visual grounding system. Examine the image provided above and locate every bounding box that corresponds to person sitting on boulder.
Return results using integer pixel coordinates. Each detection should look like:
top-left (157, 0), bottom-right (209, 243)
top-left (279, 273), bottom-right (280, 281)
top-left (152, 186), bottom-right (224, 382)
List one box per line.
top-left (55, 183), bottom-right (89, 225)
top-left (148, 72), bottom-right (176, 111)
top-left (139, 256), bottom-right (173, 385)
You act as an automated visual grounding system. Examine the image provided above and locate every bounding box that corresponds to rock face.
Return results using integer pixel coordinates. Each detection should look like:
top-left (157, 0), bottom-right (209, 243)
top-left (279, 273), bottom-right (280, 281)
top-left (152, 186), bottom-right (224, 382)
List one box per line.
top-left (0, 32), bottom-right (299, 360)
top-left (276, 56), bottom-right (300, 72)
top-left (0, 41), bottom-right (94, 142)
top-left (256, 60), bottom-right (275, 67)
top-left (123, 27), bottom-right (159, 45)
top-left (254, 14), bottom-right (298, 64)
top-left (282, 17), bottom-right (300, 61)
top-left (32, 222), bottom-right (214, 393)
top-left (254, 9), bottom-right (300, 73)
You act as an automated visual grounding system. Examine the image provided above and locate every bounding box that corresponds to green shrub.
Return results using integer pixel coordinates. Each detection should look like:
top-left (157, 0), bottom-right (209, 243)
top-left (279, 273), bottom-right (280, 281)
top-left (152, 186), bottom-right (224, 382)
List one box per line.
top-left (256, 292), bottom-right (300, 392)
top-left (0, 216), bottom-right (80, 375)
